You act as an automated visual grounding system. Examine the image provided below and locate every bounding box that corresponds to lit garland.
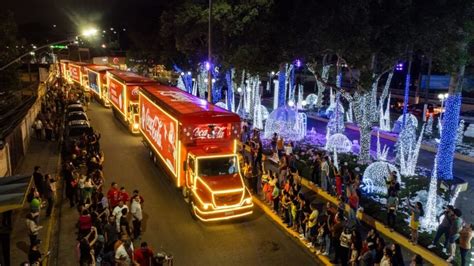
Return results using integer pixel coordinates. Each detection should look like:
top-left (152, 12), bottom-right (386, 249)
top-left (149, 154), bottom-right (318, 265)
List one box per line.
top-left (327, 92), bottom-right (345, 135)
top-left (379, 93), bottom-right (391, 131)
top-left (333, 148), bottom-right (339, 171)
top-left (437, 116), bottom-right (443, 137)
top-left (369, 75), bottom-right (381, 123)
top-left (421, 156), bottom-right (439, 231)
top-left (399, 124), bottom-right (425, 176)
top-left (313, 65), bottom-right (330, 109)
top-left (393, 114), bottom-right (418, 133)
top-left (395, 117), bottom-right (417, 164)
top-left (253, 79), bottom-right (264, 129)
top-left (436, 94), bottom-right (462, 180)
top-left (225, 69), bottom-right (234, 112)
top-left (288, 64), bottom-right (295, 103)
top-left (353, 91), bottom-right (372, 162)
top-left (378, 71), bottom-right (394, 114)
top-left (297, 85), bottom-right (304, 110)
top-left (425, 114), bottom-right (433, 138)
top-left (305, 93), bottom-right (318, 109)
top-left (362, 161), bottom-right (400, 194)
top-left (376, 130), bottom-right (389, 161)
top-left (278, 64), bottom-right (287, 108)
top-left (456, 119), bottom-right (465, 146)
top-left (346, 102), bottom-right (354, 123)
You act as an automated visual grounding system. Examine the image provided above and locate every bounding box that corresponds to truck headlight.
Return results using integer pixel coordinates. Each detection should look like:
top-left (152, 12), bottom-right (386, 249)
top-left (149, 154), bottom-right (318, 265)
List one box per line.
top-left (203, 203), bottom-right (210, 210)
top-left (133, 123), bottom-right (139, 130)
top-left (244, 198), bottom-right (252, 205)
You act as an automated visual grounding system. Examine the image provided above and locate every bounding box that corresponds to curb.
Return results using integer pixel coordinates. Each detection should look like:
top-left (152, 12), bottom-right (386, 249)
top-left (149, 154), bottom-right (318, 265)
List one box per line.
top-left (252, 195), bottom-right (333, 265)
top-left (300, 178), bottom-right (449, 266)
top-left (307, 114), bottom-right (474, 164)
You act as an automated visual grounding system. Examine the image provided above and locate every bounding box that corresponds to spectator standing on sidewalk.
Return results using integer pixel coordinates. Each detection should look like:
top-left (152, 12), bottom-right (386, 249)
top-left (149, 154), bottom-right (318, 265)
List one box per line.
top-left (33, 166), bottom-right (45, 197)
top-left (28, 239), bottom-right (49, 265)
top-left (408, 201), bottom-right (424, 245)
top-left (391, 243), bottom-right (404, 266)
top-left (25, 212), bottom-right (42, 246)
top-left (459, 223), bottom-right (473, 266)
top-left (134, 242), bottom-right (154, 266)
top-left (43, 174), bottom-right (54, 217)
top-left (33, 118), bottom-right (43, 140)
top-left (428, 205), bottom-right (454, 251)
top-left (107, 182), bottom-right (121, 209)
top-left (320, 156), bottom-right (329, 191)
top-left (447, 208), bottom-right (463, 262)
top-left (386, 191), bottom-right (398, 231)
top-left (131, 195), bottom-right (143, 240)
top-left (339, 227), bottom-right (352, 266)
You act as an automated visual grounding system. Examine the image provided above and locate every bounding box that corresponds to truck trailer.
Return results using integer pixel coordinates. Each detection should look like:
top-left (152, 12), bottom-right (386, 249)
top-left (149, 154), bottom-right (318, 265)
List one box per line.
top-left (139, 84), bottom-right (253, 222)
top-left (84, 65), bottom-right (114, 107)
top-left (106, 70), bottom-right (157, 133)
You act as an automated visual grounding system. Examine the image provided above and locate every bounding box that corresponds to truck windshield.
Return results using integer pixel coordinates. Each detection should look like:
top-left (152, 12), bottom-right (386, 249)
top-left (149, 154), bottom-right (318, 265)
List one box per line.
top-left (198, 156), bottom-right (238, 176)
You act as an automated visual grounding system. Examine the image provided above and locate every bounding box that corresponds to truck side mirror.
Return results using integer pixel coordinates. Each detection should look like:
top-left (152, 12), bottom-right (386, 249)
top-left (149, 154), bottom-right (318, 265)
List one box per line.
top-left (183, 161), bottom-right (187, 171)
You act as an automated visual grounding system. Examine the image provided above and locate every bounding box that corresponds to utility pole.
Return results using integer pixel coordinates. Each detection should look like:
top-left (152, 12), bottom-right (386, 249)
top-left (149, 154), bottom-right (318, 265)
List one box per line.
top-left (207, 0), bottom-right (212, 103)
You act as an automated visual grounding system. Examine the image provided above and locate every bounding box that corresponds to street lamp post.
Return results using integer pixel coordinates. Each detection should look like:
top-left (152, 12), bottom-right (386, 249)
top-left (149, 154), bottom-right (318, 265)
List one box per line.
top-left (438, 93), bottom-right (449, 122)
top-left (207, 0), bottom-right (212, 103)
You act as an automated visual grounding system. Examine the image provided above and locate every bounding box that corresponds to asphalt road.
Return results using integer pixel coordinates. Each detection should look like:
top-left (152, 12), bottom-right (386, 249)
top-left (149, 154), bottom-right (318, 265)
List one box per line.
top-left (86, 102), bottom-right (316, 266)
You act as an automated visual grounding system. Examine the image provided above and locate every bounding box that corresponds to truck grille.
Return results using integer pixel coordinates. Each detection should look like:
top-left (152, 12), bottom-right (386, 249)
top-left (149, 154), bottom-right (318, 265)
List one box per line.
top-left (214, 192), bottom-right (242, 207)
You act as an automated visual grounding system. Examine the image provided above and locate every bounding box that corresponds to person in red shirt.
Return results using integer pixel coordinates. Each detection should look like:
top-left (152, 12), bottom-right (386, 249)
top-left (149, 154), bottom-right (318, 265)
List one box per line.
top-left (335, 170), bottom-right (342, 197)
top-left (134, 242), bottom-right (154, 266)
top-left (78, 209), bottom-right (92, 237)
top-left (107, 182), bottom-right (120, 209)
top-left (119, 187), bottom-right (130, 203)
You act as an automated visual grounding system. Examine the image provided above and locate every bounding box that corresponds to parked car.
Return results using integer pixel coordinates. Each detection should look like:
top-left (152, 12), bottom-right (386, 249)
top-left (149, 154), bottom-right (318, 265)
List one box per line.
top-left (66, 104), bottom-right (85, 114)
top-left (66, 111), bottom-right (88, 122)
top-left (63, 120), bottom-right (90, 153)
top-left (460, 110), bottom-right (474, 124)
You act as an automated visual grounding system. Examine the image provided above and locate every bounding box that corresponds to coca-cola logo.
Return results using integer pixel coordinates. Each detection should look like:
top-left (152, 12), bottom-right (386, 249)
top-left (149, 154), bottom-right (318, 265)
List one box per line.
top-left (142, 105), bottom-right (164, 148)
top-left (159, 91), bottom-right (193, 102)
top-left (192, 126), bottom-right (226, 139)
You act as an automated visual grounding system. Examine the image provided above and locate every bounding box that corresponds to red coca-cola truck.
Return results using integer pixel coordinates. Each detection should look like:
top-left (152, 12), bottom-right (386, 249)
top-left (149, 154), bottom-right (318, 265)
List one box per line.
top-left (139, 84), bottom-right (253, 222)
top-left (85, 65), bottom-right (114, 107)
top-left (106, 70), bottom-right (157, 133)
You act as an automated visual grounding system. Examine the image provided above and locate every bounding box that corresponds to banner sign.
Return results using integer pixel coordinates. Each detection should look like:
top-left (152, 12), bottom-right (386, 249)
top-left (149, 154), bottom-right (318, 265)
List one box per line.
top-left (140, 93), bottom-right (178, 175)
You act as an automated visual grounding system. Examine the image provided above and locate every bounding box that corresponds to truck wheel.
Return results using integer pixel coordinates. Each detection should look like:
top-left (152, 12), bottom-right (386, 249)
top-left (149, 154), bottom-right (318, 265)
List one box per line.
top-left (189, 200), bottom-right (197, 220)
top-left (182, 187), bottom-right (189, 203)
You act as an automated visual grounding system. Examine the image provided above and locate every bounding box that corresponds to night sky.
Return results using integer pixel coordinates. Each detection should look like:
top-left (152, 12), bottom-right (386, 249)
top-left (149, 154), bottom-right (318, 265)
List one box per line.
top-left (4, 0), bottom-right (166, 43)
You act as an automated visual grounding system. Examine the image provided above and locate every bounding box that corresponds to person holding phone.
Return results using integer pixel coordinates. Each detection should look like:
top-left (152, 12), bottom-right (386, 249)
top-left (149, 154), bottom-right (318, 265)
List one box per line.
top-left (28, 239), bottom-right (50, 265)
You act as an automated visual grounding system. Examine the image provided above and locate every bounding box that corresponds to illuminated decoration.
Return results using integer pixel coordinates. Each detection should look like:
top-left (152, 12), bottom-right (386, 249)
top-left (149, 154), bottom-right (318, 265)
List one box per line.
top-left (197, 64), bottom-right (208, 99)
top-left (376, 131), bottom-right (389, 161)
top-left (325, 133), bottom-right (352, 153)
top-left (346, 102), bottom-right (354, 123)
top-left (395, 117), bottom-right (416, 164)
top-left (215, 102), bottom-right (227, 109)
top-left (425, 114), bottom-right (433, 138)
top-left (437, 117), bottom-right (443, 137)
top-left (399, 124), bottom-right (425, 176)
top-left (177, 75), bottom-right (186, 91)
top-left (393, 114), bottom-right (418, 133)
top-left (353, 91), bottom-right (372, 162)
top-left (253, 81), bottom-right (264, 129)
top-left (326, 88), bottom-right (336, 115)
top-left (379, 94), bottom-right (391, 131)
top-left (421, 157), bottom-right (439, 231)
top-left (296, 85), bottom-right (304, 110)
top-left (288, 64), bottom-right (296, 104)
top-left (395, 62), bottom-right (404, 71)
top-left (369, 75), bottom-right (381, 123)
top-left (174, 65), bottom-right (193, 93)
top-left (309, 65), bottom-right (330, 109)
top-left (456, 119), bottom-right (465, 146)
top-left (362, 161), bottom-right (400, 194)
top-left (378, 71), bottom-right (394, 115)
top-left (305, 93), bottom-right (318, 108)
top-left (264, 106), bottom-right (306, 141)
top-left (464, 123), bottom-right (474, 138)
top-left (327, 92), bottom-right (345, 135)
top-left (225, 69), bottom-right (235, 112)
top-left (277, 64), bottom-right (287, 108)
top-left (273, 79), bottom-right (280, 109)
top-left (436, 94), bottom-right (462, 180)
top-left (332, 148), bottom-right (339, 171)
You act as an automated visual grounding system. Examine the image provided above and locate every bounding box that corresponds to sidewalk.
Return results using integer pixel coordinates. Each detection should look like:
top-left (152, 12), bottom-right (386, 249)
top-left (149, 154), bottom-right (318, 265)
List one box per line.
top-left (10, 137), bottom-right (61, 265)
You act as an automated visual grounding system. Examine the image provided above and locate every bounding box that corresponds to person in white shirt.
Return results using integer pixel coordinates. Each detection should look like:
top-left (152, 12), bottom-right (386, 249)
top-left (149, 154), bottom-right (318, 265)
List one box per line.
top-left (112, 200), bottom-right (129, 231)
top-left (115, 239), bottom-right (134, 265)
top-left (33, 119), bottom-right (43, 139)
top-left (131, 196), bottom-right (143, 239)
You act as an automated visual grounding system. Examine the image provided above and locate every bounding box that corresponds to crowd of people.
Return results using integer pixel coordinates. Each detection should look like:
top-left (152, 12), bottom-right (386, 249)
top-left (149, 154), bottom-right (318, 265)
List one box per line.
top-left (241, 128), bottom-right (472, 265)
top-left (24, 84), bottom-right (163, 265)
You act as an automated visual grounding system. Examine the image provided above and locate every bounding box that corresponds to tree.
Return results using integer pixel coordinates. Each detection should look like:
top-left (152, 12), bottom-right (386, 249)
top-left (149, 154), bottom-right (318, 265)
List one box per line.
top-left (0, 10), bottom-right (21, 91)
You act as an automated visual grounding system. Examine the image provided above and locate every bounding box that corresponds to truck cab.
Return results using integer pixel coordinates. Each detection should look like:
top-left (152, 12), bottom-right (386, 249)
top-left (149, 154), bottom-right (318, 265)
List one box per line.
top-left (184, 147), bottom-right (253, 222)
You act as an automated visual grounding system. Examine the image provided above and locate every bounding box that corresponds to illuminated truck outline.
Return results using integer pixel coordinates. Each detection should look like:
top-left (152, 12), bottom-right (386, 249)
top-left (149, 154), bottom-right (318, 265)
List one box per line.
top-left (139, 85), bottom-right (253, 222)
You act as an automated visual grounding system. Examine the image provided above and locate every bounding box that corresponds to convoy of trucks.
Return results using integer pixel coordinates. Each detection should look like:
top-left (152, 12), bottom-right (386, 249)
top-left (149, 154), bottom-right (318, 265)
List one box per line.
top-left (57, 61), bottom-right (253, 222)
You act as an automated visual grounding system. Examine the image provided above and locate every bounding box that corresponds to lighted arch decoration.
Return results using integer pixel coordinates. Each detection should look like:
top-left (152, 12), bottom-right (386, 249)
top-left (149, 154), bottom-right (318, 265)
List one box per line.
top-left (215, 102), bottom-right (228, 110)
top-left (325, 133), bottom-right (352, 153)
top-left (264, 106), bottom-right (305, 141)
top-left (362, 161), bottom-right (401, 194)
top-left (305, 94), bottom-right (318, 107)
top-left (393, 114), bottom-right (418, 132)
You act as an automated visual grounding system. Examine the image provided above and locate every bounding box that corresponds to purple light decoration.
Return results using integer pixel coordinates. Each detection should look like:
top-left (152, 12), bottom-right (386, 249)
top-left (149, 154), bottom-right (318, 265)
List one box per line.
top-left (395, 63), bottom-right (404, 71)
top-left (295, 59), bottom-right (302, 68)
top-left (204, 61), bottom-right (211, 71)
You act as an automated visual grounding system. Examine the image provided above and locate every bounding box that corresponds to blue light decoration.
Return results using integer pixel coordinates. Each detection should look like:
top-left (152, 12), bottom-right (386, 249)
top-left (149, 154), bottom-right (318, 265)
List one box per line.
top-left (278, 64), bottom-right (286, 107)
top-left (289, 63), bottom-right (296, 102)
top-left (436, 93), bottom-right (462, 180)
top-left (173, 65), bottom-right (193, 93)
top-left (225, 69), bottom-right (233, 111)
top-left (210, 66), bottom-right (222, 104)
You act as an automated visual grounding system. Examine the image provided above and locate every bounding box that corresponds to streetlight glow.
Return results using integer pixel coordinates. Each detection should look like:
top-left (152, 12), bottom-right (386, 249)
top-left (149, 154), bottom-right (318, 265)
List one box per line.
top-left (82, 28), bottom-right (98, 37)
